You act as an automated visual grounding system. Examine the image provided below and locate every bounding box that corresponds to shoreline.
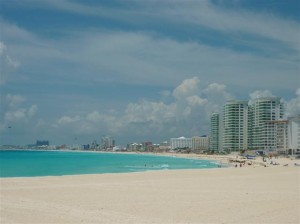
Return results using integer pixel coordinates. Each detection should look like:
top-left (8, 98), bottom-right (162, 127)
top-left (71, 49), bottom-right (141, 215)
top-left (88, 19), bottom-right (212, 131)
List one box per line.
top-left (2, 149), bottom-right (299, 175)
top-left (0, 150), bottom-right (225, 179)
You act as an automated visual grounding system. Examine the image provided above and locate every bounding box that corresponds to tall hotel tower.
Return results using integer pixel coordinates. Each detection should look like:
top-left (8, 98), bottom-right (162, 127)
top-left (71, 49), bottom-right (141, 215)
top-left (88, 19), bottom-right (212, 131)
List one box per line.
top-left (210, 113), bottom-right (222, 151)
top-left (249, 97), bottom-right (284, 150)
top-left (222, 100), bottom-right (248, 152)
top-left (288, 116), bottom-right (300, 154)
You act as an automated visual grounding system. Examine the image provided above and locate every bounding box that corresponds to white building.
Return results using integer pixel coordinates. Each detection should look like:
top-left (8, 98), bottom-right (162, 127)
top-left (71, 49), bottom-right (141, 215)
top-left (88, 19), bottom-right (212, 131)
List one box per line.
top-left (211, 96), bottom-right (290, 153)
top-left (127, 143), bottom-right (142, 151)
top-left (159, 141), bottom-right (170, 151)
top-left (222, 100), bottom-right (249, 152)
top-left (210, 113), bottom-right (220, 151)
top-left (170, 137), bottom-right (192, 150)
top-left (288, 116), bottom-right (300, 154)
top-left (265, 120), bottom-right (288, 153)
top-left (192, 136), bottom-right (209, 152)
top-left (101, 136), bottom-right (115, 149)
top-left (249, 97), bottom-right (284, 150)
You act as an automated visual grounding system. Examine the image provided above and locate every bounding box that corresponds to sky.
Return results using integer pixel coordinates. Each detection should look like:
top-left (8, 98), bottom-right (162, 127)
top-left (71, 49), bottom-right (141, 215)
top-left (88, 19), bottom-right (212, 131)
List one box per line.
top-left (0, 0), bottom-right (299, 146)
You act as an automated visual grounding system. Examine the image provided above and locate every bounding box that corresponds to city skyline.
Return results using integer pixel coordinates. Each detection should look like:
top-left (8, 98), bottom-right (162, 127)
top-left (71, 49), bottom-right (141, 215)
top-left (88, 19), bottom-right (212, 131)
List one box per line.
top-left (0, 0), bottom-right (299, 145)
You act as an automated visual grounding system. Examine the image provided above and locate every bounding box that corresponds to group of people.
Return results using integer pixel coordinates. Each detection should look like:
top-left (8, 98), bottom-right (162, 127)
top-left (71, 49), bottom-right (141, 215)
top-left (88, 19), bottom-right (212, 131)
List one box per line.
top-left (235, 163), bottom-right (244, 168)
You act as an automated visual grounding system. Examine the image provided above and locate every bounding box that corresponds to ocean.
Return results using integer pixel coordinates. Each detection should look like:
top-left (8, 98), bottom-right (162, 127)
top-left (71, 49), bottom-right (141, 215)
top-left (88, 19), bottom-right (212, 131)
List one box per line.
top-left (0, 150), bottom-right (219, 177)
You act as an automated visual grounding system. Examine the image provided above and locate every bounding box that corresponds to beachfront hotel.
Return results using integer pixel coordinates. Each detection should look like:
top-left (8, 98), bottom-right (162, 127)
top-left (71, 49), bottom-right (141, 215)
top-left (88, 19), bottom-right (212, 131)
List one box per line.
top-left (209, 113), bottom-right (221, 151)
top-left (192, 136), bottom-right (209, 153)
top-left (249, 97), bottom-right (284, 150)
top-left (263, 120), bottom-right (288, 153)
top-left (209, 96), bottom-right (299, 153)
top-left (288, 116), bottom-right (300, 154)
top-left (222, 100), bottom-right (249, 152)
top-left (169, 136), bottom-right (209, 152)
top-left (170, 136), bottom-right (192, 150)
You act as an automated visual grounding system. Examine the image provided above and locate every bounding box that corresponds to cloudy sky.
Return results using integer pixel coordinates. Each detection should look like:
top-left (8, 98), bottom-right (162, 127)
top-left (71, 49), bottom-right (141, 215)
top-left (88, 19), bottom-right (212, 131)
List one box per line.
top-left (0, 0), bottom-right (299, 146)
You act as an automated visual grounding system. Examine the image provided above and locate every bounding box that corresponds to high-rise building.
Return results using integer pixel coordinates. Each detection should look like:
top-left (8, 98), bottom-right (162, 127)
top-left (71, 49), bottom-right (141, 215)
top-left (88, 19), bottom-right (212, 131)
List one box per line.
top-left (249, 97), bottom-right (284, 150)
top-left (222, 100), bottom-right (248, 152)
top-left (288, 116), bottom-right (300, 154)
top-left (209, 113), bottom-right (222, 151)
top-left (247, 105), bottom-right (254, 150)
top-left (36, 140), bottom-right (49, 146)
top-left (170, 137), bottom-right (192, 150)
top-left (127, 143), bottom-right (142, 151)
top-left (192, 136), bottom-right (209, 152)
top-left (159, 141), bottom-right (170, 151)
top-left (265, 120), bottom-right (288, 152)
top-left (210, 96), bottom-right (290, 153)
top-left (142, 141), bottom-right (153, 151)
top-left (101, 136), bottom-right (115, 150)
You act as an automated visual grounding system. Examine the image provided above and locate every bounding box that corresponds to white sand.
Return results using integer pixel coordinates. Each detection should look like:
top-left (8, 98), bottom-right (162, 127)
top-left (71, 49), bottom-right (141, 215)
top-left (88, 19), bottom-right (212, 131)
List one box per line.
top-left (1, 166), bottom-right (299, 224)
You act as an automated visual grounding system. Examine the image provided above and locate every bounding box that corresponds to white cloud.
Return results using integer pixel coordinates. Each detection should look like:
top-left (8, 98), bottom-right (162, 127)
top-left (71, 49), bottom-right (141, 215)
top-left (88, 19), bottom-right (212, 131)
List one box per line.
top-left (2, 80), bottom-right (299, 145)
top-left (4, 109), bottom-right (27, 122)
top-left (6, 94), bottom-right (26, 108)
top-left (5, 55), bottom-right (20, 68)
top-left (57, 115), bottom-right (80, 125)
top-left (203, 83), bottom-right (234, 115)
top-left (124, 101), bottom-right (175, 124)
top-left (285, 88), bottom-right (300, 118)
top-left (151, 0), bottom-right (299, 52)
top-left (0, 94), bottom-right (38, 133)
top-left (1, 1), bottom-right (299, 144)
top-left (204, 83), bottom-right (234, 101)
top-left (249, 90), bottom-right (275, 100)
top-left (0, 19), bottom-right (298, 92)
top-left (54, 111), bottom-right (119, 137)
top-left (28, 105), bottom-right (38, 118)
top-left (86, 111), bottom-right (116, 124)
top-left (53, 84), bottom-right (300, 145)
top-left (0, 41), bottom-right (20, 84)
top-left (0, 42), bottom-right (6, 54)
top-left (173, 77), bottom-right (201, 100)
top-left (2, 104), bottom-right (37, 123)
top-left (52, 78), bottom-right (233, 141)
top-left (186, 95), bottom-right (208, 106)
top-left (14, 0), bottom-right (113, 18)
top-left (11, 0), bottom-right (299, 51)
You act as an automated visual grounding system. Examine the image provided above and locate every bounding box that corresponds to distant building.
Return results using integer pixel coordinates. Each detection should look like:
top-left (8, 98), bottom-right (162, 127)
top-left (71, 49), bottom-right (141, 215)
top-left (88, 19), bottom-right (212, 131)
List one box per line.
top-left (36, 140), bottom-right (49, 146)
top-left (209, 113), bottom-right (222, 151)
top-left (101, 136), bottom-right (115, 150)
top-left (142, 141), bottom-right (153, 151)
top-left (160, 141), bottom-right (170, 147)
top-left (265, 120), bottom-right (288, 153)
top-left (222, 100), bottom-right (249, 152)
top-left (158, 141), bottom-right (170, 152)
top-left (127, 143), bottom-right (142, 151)
top-left (210, 96), bottom-right (288, 153)
top-left (90, 140), bottom-right (98, 150)
top-left (192, 136), bottom-right (209, 152)
top-left (249, 97), bottom-right (284, 150)
top-left (288, 116), bottom-right (300, 154)
top-left (82, 144), bottom-right (90, 150)
top-left (170, 137), bottom-right (192, 150)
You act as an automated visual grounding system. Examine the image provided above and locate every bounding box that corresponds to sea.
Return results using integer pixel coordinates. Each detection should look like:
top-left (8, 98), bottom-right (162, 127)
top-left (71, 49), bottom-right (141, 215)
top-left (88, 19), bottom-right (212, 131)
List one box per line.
top-left (0, 150), bottom-right (220, 177)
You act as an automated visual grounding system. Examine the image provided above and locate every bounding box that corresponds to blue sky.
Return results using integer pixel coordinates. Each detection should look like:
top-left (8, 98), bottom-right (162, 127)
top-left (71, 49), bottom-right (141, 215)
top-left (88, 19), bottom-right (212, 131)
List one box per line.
top-left (0, 0), bottom-right (299, 146)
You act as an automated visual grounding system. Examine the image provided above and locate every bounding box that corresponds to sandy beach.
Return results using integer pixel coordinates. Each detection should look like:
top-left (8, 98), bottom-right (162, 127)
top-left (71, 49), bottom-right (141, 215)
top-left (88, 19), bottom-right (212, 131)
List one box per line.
top-left (1, 164), bottom-right (299, 224)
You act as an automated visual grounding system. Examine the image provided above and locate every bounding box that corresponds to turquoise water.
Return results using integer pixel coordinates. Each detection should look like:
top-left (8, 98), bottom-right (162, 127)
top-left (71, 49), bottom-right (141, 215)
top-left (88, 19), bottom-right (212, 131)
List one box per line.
top-left (0, 150), bottom-right (219, 177)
